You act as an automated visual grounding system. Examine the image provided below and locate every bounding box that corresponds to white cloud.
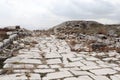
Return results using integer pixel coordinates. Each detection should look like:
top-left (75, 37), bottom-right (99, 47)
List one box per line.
top-left (0, 0), bottom-right (120, 30)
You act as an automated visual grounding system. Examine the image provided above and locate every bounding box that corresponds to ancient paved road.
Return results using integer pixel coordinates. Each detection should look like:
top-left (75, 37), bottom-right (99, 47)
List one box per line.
top-left (0, 36), bottom-right (120, 80)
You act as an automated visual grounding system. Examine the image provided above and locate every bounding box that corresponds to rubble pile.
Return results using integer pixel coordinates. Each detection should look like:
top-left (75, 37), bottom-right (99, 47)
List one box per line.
top-left (51, 20), bottom-right (120, 53)
top-left (0, 26), bottom-right (32, 68)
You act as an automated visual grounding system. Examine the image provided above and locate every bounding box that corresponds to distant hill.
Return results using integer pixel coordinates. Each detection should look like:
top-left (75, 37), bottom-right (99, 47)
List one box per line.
top-left (49, 20), bottom-right (120, 36)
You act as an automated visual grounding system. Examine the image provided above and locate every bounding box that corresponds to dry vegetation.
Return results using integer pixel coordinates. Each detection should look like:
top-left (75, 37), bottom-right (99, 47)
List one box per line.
top-left (0, 31), bottom-right (9, 41)
top-left (69, 39), bottom-right (77, 46)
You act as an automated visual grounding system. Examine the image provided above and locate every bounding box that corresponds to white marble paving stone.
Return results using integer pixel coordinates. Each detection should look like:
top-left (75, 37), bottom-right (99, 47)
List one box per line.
top-left (34, 69), bottom-right (55, 73)
top-left (19, 51), bottom-right (34, 54)
top-left (90, 68), bottom-right (117, 75)
top-left (85, 57), bottom-right (99, 61)
top-left (28, 73), bottom-right (41, 80)
top-left (46, 59), bottom-right (62, 64)
top-left (59, 67), bottom-right (80, 71)
top-left (18, 49), bottom-right (29, 53)
top-left (4, 57), bottom-right (22, 64)
top-left (103, 57), bottom-right (113, 61)
top-left (113, 67), bottom-right (120, 71)
top-left (116, 55), bottom-right (120, 59)
top-left (4, 64), bottom-right (34, 69)
top-left (75, 54), bottom-right (87, 57)
top-left (81, 60), bottom-right (97, 66)
top-left (58, 48), bottom-right (70, 53)
top-left (37, 65), bottom-right (49, 69)
top-left (110, 75), bottom-right (120, 80)
top-left (69, 52), bottom-right (77, 55)
top-left (114, 74), bottom-right (120, 79)
top-left (43, 71), bottom-right (73, 80)
top-left (108, 63), bottom-right (119, 67)
top-left (117, 61), bottom-right (120, 64)
top-left (61, 53), bottom-right (76, 58)
top-left (17, 53), bottom-right (42, 59)
top-left (42, 48), bottom-right (50, 52)
top-left (45, 53), bottom-right (62, 59)
top-left (85, 61), bottom-right (97, 66)
top-left (65, 61), bottom-right (85, 67)
top-left (97, 52), bottom-right (105, 56)
top-left (98, 64), bottom-right (110, 68)
top-left (70, 70), bottom-right (91, 76)
top-left (78, 76), bottom-right (93, 80)
top-left (63, 57), bottom-right (69, 64)
top-left (28, 52), bottom-right (40, 56)
top-left (3, 64), bottom-right (12, 68)
top-left (79, 51), bottom-right (89, 54)
top-left (32, 55), bottom-right (42, 59)
top-left (107, 51), bottom-right (118, 57)
top-left (64, 77), bottom-right (78, 80)
top-left (17, 54), bottom-right (34, 59)
top-left (30, 48), bottom-right (41, 53)
top-left (43, 48), bottom-right (50, 53)
top-left (68, 57), bottom-right (83, 62)
top-left (110, 57), bottom-right (119, 61)
top-left (0, 73), bottom-right (27, 80)
top-left (103, 58), bottom-right (118, 61)
top-left (13, 69), bottom-right (31, 73)
top-left (50, 64), bottom-right (61, 68)
top-left (96, 61), bottom-right (105, 65)
top-left (18, 64), bottom-right (34, 69)
top-left (19, 58), bottom-right (42, 64)
top-left (81, 65), bottom-right (100, 70)
top-left (92, 76), bottom-right (110, 80)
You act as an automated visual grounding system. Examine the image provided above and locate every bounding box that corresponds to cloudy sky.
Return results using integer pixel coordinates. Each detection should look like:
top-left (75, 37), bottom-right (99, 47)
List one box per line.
top-left (0, 0), bottom-right (120, 30)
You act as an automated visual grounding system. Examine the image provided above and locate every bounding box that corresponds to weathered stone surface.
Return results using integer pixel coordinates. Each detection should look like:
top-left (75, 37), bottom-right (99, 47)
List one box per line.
top-left (81, 60), bottom-right (97, 66)
top-left (59, 67), bottom-right (80, 71)
top-left (47, 59), bottom-right (62, 64)
top-left (45, 53), bottom-right (62, 59)
top-left (110, 75), bottom-right (120, 80)
top-left (4, 57), bottom-right (21, 63)
top-left (113, 67), bottom-right (120, 71)
top-left (34, 69), bottom-right (55, 73)
top-left (78, 76), bottom-right (93, 80)
top-left (85, 57), bottom-right (99, 61)
top-left (68, 57), bottom-right (83, 62)
top-left (91, 76), bottom-right (110, 80)
top-left (43, 71), bottom-right (73, 80)
top-left (0, 73), bottom-right (27, 80)
top-left (70, 70), bottom-right (91, 76)
top-left (4, 64), bottom-right (34, 69)
top-left (13, 69), bottom-right (31, 73)
top-left (50, 64), bottom-right (61, 68)
top-left (81, 65), bottom-right (100, 70)
top-left (19, 59), bottom-right (42, 64)
top-left (90, 68), bottom-right (117, 75)
top-left (28, 73), bottom-right (41, 80)
top-left (65, 61), bottom-right (85, 67)
top-left (64, 77), bottom-right (78, 80)
top-left (0, 36), bottom-right (120, 80)
top-left (37, 65), bottom-right (49, 69)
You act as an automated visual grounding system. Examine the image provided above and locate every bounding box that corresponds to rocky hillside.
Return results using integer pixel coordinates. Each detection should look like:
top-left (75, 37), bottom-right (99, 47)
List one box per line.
top-left (50, 20), bottom-right (120, 36)
top-left (46, 20), bottom-right (120, 53)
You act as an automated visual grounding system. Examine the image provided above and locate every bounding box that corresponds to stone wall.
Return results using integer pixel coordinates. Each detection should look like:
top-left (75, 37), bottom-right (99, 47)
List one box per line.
top-left (0, 32), bottom-right (18, 51)
top-left (0, 29), bottom-right (31, 51)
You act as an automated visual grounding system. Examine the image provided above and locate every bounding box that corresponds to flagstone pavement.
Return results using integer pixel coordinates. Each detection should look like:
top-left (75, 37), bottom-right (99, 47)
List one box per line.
top-left (0, 36), bottom-right (120, 80)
